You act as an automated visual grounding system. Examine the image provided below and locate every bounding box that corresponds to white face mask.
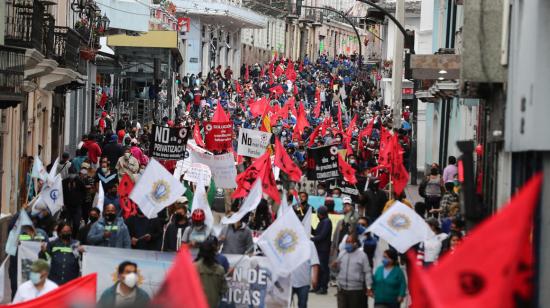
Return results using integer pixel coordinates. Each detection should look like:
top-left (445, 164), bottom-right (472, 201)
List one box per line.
top-left (124, 153), bottom-right (131, 159)
top-left (123, 272), bottom-right (138, 289)
top-left (317, 189), bottom-right (325, 195)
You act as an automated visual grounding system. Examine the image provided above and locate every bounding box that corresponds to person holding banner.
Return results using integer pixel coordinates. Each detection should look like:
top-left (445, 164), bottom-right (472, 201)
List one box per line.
top-left (182, 209), bottom-right (212, 248)
top-left (195, 238), bottom-right (228, 308)
top-left (38, 222), bottom-right (82, 285)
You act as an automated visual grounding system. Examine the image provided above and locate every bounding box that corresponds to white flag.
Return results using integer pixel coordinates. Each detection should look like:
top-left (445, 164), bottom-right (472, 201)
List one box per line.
top-left (276, 190), bottom-right (291, 218)
top-left (38, 175), bottom-right (64, 215)
top-left (0, 257), bottom-right (10, 304)
top-left (191, 180), bottom-right (214, 229)
top-left (4, 210), bottom-right (33, 256)
top-left (92, 182), bottom-right (105, 213)
top-left (367, 201), bottom-right (435, 253)
top-left (301, 205), bottom-right (312, 235)
top-left (130, 158), bottom-right (185, 219)
top-left (257, 209), bottom-right (311, 276)
top-left (221, 180), bottom-right (262, 225)
top-left (47, 157), bottom-right (59, 186)
top-left (31, 156), bottom-right (48, 181)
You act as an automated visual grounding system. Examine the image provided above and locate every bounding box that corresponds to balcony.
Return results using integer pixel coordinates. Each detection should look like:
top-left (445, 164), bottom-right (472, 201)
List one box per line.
top-left (0, 45), bottom-right (26, 108)
top-left (52, 27), bottom-right (83, 74)
top-left (4, 0), bottom-right (46, 54)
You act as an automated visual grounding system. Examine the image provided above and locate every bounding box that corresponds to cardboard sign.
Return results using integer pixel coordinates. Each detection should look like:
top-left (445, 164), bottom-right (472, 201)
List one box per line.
top-left (183, 163), bottom-right (212, 184)
top-left (204, 121), bottom-right (233, 151)
top-left (306, 145), bottom-right (340, 180)
top-left (150, 125), bottom-right (189, 160)
top-left (237, 128), bottom-right (272, 158)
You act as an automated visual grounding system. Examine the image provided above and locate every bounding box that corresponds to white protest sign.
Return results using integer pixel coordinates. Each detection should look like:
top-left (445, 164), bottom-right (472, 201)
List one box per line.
top-left (82, 245), bottom-right (175, 299)
top-left (237, 128), bottom-right (272, 158)
top-left (173, 158), bottom-right (191, 180)
top-left (188, 146), bottom-right (237, 188)
top-left (183, 163), bottom-right (212, 184)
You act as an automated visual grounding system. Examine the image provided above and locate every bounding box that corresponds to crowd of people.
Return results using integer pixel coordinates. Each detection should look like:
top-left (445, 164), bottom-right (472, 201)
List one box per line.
top-left (8, 53), bottom-right (466, 308)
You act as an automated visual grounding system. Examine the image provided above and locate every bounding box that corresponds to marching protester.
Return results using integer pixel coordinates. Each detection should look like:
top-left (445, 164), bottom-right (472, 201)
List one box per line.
top-left (161, 197), bottom-right (190, 251)
top-left (333, 234), bottom-right (372, 308)
top-left (98, 261), bottom-right (150, 307)
top-left (79, 207), bottom-right (101, 245)
top-left (371, 249), bottom-right (407, 308)
top-left (38, 223), bottom-right (82, 285)
top-left (292, 241), bottom-right (320, 308)
top-left (12, 260), bottom-right (58, 304)
top-left (87, 203), bottom-right (131, 248)
top-left (195, 237), bottom-right (228, 308)
top-left (219, 216), bottom-right (254, 254)
top-left (183, 209), bottom-right (212, 248)
top-left (311, 206), bottom-right (332, 295)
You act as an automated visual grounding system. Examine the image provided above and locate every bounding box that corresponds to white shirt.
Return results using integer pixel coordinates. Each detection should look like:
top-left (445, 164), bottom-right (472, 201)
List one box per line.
top-left (291, 242), bottom-right (320, 288)
top-left (12, 279), bottom-right (58, 303)
top-left (423, 233), bottom-right (449, 262)
top-left (115, 283), bottom-right (137, 306)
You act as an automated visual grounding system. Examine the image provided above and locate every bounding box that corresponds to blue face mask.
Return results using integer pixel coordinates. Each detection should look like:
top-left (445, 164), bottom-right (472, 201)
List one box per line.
top-left (382, 257), bottom-right (391, 267)
top-left (344, 243), bottom-right (355, 253)
top-left (30, 272), bottom-right (42, 285)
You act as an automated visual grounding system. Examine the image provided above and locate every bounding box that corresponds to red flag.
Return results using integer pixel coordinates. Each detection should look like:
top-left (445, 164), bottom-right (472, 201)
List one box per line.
top-left (118, 174), bottom-right (138, 218)
top-left (99, 91), bottom-right (108, 108)
top-left (406, 251), bottom-right (436, 308)
top-left (274, 138), bottom-right (302, 182)
top-left (337, 102), bottom-right (344, 131)
top-left (420, 174), bottom-right (542, 308)
top-left (152, 245), bottom-right (209, 308)
top-left (193, 121), bottom-right (205, 147)
top-left (285, 60), bottom-right (297, 82)
top-left (338, 154), bottom-right (357, 185)
top-left (244, 64), bottom-right (249, 81)
top-left (293, 84), bottom-right (298, 96)
top-left (249, 97), bottom-right (269, 118)
top-left (269, 85), bottom-right (284, 96)
top-left (298, 60), bottom-right (304, 72)
top-left (268, 62), bottom-right (274, 85)
top-left (275, 63), bottom-right (284, 77)
top-left (308, 126), bottom-right (321, 147)
top-left (8, 274), bottom-right (97, 308)
top-left (293, 102), bottom-right (308, 141)
top-left (212, 103), bottom-right (230, 122)
top-left (232, 151), bottom-right (280, 203)
top-left (346, 114), bottom-right (358, 138)
top-left (286, 96), bottom-right (297, 117)
top-left (235, 80), bottom-right (243, 95)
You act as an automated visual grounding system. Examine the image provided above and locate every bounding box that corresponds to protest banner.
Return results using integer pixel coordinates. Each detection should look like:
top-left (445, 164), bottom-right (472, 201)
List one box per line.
top-left (237, 128), bottom-right (272, 158)
top-left (149, 125), bottom-right (190, 160)
top-left (306, 145), bottom-right (340, 180)
top-left (81, 245), bottom-right (176, 299)
top-left (221, 255), bottom-right (291, 308)
top-left (17, 241), bottom-right (40, 286)
top-left (330, 178), bottom-right (366, 203)
top-left (188, 146), bottom-right (237, 188)
top-left (183, 163), bottom-right (212, 184)
top-left (204, 121), bottom-right (233, 151)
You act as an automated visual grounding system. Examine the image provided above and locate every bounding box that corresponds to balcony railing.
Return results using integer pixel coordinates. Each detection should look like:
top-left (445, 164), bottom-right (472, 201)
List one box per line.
top-left (52, 27), bottom-right (81, 72)
top-left (4, 0), bottom-right (46, 54)
top-left (0, 45), bottom-right (26, 105)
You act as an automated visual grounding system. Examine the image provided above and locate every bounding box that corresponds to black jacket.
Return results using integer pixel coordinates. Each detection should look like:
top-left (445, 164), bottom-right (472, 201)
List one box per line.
top-left (102, 141), bottom-right (124, 170)
top-left (312, 217), bottom-right (332, 253)
top-left (365, 188), bottom-right (388, 222)
top-left (125, 215), bottom-right (163, 250)
top-left (38, 239), bottom-right (80, 285)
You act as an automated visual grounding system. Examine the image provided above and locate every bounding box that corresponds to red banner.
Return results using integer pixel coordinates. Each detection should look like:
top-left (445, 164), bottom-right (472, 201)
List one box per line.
top-left (204, 121), bottom-right (233, 151)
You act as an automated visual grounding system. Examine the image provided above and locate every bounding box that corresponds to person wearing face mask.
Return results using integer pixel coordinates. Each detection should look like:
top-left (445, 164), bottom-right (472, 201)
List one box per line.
top-left (371, 249), bottom-right (406, 308)
top-left (331, 197), bottom-right (358, 258)
top-left (219, 216), bottom-right (253, 254)
top-left (98, 261), bottom-right (150, 307)
top-left (78, 207), bottom-right (101, 245)
top-left (115, 148), bottom-right (140, 181)
top-left (332, 234), bottom-right (372, 308)
top-left (87, 203), bottom-right (131, 248)
top-left (96, 160), bottom-right (118, 192)
top-left (182, 209), bottom-right (212, 248)
top-left (12, 259), bottom-right (58, 303)
top-left (316, 182), bottom-right (328, 197)
top-left (161, 199), bottom-right (190, 251)
top-left (294, 192), bottom-right (314, 222)
top-left (38, 223), bottom-right (82, 285)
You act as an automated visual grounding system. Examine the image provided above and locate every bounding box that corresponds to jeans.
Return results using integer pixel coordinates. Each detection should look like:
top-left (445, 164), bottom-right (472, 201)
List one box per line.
top-left (292, 285), bottom-right (310, 308)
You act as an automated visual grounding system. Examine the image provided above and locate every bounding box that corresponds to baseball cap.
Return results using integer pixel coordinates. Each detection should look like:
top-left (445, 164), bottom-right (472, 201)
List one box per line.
top-left (30, 259), bottom-right (50, 273)
top-left (342, 196), bottom-right (353, 204)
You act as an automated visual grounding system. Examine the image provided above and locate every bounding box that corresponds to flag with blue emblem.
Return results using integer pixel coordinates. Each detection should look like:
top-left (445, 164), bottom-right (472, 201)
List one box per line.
top-left (4, 209), bottom-right (33, 256)
top-left (36, 174), bottom-right (64, 215)
top-left (257, 209), bottom-right (311, 276)
top-left (130, 158), bottom-right (185, 219)
top-left (367, 201), bottom-right (434, 253)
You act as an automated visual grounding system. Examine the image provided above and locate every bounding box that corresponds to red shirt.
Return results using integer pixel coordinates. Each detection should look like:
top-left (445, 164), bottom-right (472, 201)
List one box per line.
top-left (83, 140), bottom-right (102, 164)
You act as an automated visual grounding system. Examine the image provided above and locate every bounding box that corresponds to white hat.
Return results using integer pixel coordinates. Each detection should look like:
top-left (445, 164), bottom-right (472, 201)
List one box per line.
top-left (342, 196), bottom-right (353, 204)
top-left (175, 196), bottom-right (188, 204)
